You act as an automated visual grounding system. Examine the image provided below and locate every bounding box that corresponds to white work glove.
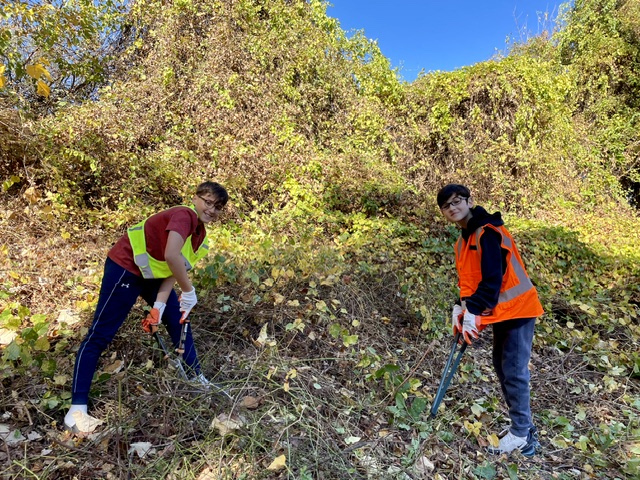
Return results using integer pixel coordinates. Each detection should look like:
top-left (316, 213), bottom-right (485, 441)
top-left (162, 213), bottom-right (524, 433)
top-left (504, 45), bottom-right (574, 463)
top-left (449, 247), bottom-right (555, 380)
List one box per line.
top-left (179, 287), bottom-right (197, 317)
top-left (451, 304), bottom-right (463, 335)
top-left (142, 301), bottom-right (166, 333)
top-left (461, 310), bottom-right (482, 344)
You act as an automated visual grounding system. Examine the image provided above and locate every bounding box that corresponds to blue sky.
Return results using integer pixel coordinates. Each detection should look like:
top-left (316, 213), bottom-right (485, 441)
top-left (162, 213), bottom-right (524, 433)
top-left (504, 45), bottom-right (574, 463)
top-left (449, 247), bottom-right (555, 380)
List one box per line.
top-left (326, 1), bottom-right (564, 82)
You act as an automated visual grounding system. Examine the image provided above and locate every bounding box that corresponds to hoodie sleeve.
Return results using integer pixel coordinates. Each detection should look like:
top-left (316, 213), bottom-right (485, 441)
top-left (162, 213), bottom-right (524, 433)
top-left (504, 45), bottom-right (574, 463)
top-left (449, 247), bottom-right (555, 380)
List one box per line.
top-left (464, 227), bottom-right (507, 315)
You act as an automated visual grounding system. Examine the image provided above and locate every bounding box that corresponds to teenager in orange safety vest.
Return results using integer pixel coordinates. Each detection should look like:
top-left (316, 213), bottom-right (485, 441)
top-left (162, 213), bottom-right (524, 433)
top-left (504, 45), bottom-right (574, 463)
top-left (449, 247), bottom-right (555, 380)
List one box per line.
top-left (64, 181), bottom-right (228, 433)
top-left (437, 184), bottom-right (543, 457)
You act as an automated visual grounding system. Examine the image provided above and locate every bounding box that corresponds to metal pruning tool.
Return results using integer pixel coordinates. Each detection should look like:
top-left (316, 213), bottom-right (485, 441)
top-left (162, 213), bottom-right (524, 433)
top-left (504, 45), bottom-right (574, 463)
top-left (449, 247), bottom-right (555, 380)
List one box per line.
top-left (429, 332), bottom-right (468, 418)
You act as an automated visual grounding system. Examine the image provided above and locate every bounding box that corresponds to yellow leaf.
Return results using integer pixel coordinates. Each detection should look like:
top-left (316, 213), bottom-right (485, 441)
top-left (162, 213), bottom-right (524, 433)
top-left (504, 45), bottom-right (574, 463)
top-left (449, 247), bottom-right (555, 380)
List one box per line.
top-left (286, 299), bottom-right (300, 307)
top-left (320, 275), bottom-right (337, 286)
top-left (255, 323), bottom-right (268, 346)
top-left (488, 433), bottom-right (500, 447)
top-left (26, 63), bottom-right (50, 80)
top-left (0, 65), bottom-right (5, 75)
top-left (283, 380), bottom-right (290, 392)
top-left (285, 368), bottom-right (297, 380)
top-left (23, 186), bottom-right (40, 205)
top-left (0, 75), bottom-right (6, 89)
top-left (26, 64), bottom-right (39, 79)
top-left (463, 420), bottom-right (482, 436)
top-left (273, 293), bottom-right (285, 305)
top-left (36, 80), bottom-right (50, 98)
top-left (267, 454), bottom-right (286, 472)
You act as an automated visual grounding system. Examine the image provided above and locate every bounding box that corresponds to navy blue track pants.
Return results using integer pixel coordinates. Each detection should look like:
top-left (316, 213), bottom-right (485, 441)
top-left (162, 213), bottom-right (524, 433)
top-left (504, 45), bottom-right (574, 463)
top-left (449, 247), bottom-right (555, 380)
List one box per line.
top-left (71, 258), bottom-right (201, 404)
top-left (492, 316), bottom-right (536, 437)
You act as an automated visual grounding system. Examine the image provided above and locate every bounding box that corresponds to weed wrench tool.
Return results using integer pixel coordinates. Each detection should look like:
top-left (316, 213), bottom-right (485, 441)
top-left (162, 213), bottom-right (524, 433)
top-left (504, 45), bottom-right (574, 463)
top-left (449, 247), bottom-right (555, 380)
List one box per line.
top-left (176, 312), bottom-right (233, 401)
top-left (429, 332), bottom-right (467, 418)
top-left (151, 324), bottom-right (189, 380)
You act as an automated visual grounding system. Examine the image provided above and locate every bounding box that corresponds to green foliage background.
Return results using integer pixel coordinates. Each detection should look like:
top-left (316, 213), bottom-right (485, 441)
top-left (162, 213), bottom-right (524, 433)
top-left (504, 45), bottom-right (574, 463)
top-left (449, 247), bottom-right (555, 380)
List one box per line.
top-left (0, 0), bottom-right (639, 478)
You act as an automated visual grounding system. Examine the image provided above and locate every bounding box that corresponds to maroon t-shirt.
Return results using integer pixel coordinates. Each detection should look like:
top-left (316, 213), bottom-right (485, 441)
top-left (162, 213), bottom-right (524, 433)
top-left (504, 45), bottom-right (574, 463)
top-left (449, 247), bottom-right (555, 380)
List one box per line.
top-left (108, 206), bottom-right (206, 276)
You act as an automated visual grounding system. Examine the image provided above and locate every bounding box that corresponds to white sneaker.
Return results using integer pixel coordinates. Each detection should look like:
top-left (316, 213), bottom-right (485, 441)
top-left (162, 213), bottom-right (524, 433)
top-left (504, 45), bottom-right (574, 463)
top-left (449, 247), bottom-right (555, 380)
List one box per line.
top-left (487, 431), bottom-right (528, 454)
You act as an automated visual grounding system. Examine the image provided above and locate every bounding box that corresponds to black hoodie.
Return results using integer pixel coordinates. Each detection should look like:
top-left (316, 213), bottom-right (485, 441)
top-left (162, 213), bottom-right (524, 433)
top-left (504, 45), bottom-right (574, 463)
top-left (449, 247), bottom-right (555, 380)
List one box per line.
top-left (459, 206), bottom-right (509, 316)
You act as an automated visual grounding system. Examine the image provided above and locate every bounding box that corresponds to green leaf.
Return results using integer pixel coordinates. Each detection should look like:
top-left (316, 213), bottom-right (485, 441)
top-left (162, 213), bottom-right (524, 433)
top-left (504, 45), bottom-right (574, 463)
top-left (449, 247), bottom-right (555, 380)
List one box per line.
top-left (3, 341), bottom-right (21, 361)
top-left (33, 337), bottom-right (51, 352)
top-left (551, 435), bottom-right (569, 448)
top-left (471, 403), bottom-right (484, 417)
top-left (473, 461), bottom-right (497, 479)
top-left (342, 334), bottom-right (358, 347)
top-left (328, 323), bottom-right (343, 338)
top-left (373, 364), bottom-right (399, 379)
top-left (408, 397), bottom-right (427, 419)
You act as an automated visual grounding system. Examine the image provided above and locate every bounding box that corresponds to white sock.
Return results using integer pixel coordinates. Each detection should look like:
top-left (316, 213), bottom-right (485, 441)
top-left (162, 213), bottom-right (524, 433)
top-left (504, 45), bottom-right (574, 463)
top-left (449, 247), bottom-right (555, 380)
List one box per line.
top-left (64, 404), bottom-right (87, 427)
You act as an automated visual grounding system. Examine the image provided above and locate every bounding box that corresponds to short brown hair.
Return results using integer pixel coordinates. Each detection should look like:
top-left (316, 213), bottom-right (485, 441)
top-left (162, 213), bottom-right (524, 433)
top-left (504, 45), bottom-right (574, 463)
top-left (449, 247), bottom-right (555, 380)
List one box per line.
top-left (196, 181), bottom-right (228, 206)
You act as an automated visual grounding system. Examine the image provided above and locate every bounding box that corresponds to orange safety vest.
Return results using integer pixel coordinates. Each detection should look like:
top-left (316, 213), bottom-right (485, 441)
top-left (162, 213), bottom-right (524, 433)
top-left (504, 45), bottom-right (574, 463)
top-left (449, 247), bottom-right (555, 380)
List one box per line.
top-left (455, 224), bottom-right (544, 325)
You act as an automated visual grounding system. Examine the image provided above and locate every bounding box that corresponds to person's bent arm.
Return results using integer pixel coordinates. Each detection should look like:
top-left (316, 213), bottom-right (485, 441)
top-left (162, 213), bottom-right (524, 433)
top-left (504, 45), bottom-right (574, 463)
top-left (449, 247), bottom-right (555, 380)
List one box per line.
top-left (156, 277), bottom-right (175, 303)
top-left (164, 230), bottom-right (192, 293)
top-left (465, 228), bottom-right (504, 315)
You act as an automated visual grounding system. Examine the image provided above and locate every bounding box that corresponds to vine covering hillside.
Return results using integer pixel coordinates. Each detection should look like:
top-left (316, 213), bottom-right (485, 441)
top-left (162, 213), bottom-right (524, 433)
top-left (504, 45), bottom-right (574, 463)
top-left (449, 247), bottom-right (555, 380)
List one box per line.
top-left (0, 0), bottom-right (639, 479)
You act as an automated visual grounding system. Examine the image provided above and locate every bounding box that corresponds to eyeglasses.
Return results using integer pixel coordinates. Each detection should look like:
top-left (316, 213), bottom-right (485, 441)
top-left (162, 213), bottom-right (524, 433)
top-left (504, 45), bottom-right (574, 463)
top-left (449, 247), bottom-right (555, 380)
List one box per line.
top-left (440, 196), bottom-right (467, 211)
top-left (197, 195), bottom-right (224, 210)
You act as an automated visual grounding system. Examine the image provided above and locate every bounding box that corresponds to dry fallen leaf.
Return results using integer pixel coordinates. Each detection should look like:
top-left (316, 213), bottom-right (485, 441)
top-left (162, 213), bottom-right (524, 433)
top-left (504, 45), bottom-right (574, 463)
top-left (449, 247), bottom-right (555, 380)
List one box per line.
top-left (0, 424), bottom-right (25, 446)
top-left (240, 395), bottom-right (260, 409)
top-left (344, 436), bottom-right (361, 445)
top-left (103, 359), bottom-right (124, 374)
top-left (197, 467), bottom-right (218, 480)
top-left (267, 454), bottom-right (286, 472)
top-left (211, 413), bottom-right (243, 436)
top-left (71, 411), bottom-right (103, 434)
top-left (254, 323), bottom-right (275, 347)
top-left (414, 455), bottom-right (435, 477)
top-left (128, 441), bottom-right (156, 458)
top-left (53, 374), bottom-right (68, 385)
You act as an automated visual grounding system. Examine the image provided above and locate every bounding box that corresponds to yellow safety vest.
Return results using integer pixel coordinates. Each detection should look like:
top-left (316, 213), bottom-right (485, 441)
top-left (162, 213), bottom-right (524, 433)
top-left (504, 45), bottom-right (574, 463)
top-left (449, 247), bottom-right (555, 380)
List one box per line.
top-left (127, 207), bottom-right (209, 279)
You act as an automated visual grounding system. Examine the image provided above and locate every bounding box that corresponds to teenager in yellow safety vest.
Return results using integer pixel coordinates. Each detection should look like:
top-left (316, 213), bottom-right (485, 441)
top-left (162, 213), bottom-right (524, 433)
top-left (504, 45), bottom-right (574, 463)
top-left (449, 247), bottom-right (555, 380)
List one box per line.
top-left (437, 183), bottom-right (543, 457)
top-left (64, 181), bottom-right (228, 434)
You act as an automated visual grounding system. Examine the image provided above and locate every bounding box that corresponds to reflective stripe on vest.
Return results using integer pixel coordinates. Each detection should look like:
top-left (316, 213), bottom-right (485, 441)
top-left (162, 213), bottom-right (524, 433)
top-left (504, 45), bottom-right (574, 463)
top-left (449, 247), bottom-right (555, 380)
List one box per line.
top-left (127, 208), bottom-right (209, 279)
top-left (455, 224), bottom-right (543, 324)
